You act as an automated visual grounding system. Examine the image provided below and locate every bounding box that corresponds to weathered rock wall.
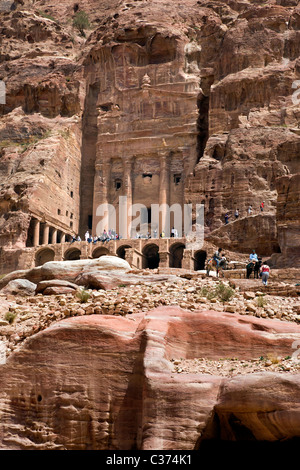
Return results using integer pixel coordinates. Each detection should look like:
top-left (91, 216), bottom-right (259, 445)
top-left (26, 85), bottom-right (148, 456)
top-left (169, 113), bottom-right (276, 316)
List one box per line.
top-left (0, 0), bottom-right (299, 270)
top-left (0, 306), bottom-right (300, 449)
top-left (276, 172), bottom-right (300, 263)
top-left (0, 8), bottom-right (84, 272)
top-left (0, 110), bottom-right (82, 273)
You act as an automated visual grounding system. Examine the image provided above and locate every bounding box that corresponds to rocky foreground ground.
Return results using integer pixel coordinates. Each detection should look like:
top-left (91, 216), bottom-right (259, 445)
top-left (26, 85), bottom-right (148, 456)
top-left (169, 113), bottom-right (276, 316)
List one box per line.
top-left (1, 271), bottom-right (300, 371)
top-left (172, 355), bottom-right (300, 377)
top-left (0, 256), bottom-right (300, 449)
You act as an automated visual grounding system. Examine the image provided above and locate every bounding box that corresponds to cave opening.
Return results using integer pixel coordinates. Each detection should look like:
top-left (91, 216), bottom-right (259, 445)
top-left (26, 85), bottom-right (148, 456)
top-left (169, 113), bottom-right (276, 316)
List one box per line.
top-left (117, 245), bottom-right (132, 260)
top-left (169, 243), bottom-right (185, 268)
top-left (142, 244), bottom-right (159, 269)
top-left (194, 250), bottom-right (207, 271)
top-left (196, 410), bottom-right (300, 451)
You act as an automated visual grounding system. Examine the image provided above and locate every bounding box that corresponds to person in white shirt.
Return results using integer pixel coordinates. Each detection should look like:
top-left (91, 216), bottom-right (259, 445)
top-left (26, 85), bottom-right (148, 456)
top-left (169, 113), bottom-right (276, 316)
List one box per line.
top-left (249, 250), bottom-right (258, 262)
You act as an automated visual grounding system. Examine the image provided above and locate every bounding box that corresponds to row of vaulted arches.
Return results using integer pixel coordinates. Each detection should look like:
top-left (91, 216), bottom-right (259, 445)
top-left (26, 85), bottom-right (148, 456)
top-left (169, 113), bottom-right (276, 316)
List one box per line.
top-left (35, 243), bottom-right (207, 270)
top-left (35, 246), bottom-right (110, 266)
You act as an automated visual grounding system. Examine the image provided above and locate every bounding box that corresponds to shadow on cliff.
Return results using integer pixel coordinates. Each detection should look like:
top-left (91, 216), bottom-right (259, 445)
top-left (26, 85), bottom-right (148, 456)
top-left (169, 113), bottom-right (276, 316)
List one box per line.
top-left (195, 409), bottom-right (300, 453)
top-left (114, 327), bottom-right (147, 450)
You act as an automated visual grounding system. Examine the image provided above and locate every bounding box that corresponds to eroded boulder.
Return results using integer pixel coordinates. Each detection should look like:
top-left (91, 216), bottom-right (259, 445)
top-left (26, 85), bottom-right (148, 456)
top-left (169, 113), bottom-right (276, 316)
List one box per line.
top-left (1, 278), bottom-right (37, 296)
top-left (35, 279), bottom-right (80, 294)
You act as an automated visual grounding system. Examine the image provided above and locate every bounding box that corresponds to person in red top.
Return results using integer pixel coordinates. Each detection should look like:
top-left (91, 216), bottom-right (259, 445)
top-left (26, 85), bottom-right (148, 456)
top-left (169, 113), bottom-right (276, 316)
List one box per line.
top-left (260, 201), bottom-right (265, 212)
top-left (260, 262), bottom-right (270, 286)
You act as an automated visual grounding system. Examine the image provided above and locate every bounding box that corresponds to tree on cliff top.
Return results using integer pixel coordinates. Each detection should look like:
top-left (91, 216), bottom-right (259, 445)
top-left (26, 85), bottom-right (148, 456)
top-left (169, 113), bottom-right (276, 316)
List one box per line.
top-left (73, 11), bottom-right (90, 36)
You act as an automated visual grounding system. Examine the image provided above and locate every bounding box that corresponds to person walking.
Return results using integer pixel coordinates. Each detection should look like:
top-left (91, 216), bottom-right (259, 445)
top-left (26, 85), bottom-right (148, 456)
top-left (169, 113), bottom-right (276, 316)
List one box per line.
top-left (260, 262), bottom-right (270, 286)
top-left (248, 205), bottom-right (252, 216)
top-left (260, 201), bottom-right (265, 212)
top-left (234, 208), bottom-right (239, 219)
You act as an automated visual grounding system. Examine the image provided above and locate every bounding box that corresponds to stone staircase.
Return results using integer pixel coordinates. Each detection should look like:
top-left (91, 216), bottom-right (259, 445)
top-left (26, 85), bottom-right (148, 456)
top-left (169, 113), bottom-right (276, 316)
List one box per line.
top-left (205, 213), bottom-right (279, 257)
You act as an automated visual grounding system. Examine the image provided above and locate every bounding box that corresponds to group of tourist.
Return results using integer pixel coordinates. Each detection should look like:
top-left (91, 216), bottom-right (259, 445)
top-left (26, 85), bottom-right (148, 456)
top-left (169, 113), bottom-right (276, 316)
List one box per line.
top-left (224, 201), bottom-right (265, 224)
top-left (85, 230), bottom-right (121, 244)
top-left (70, 230), bottom-right (122, 245)
top-left (246, 249), bottom-right (270, 286)
top-left (134, 227), bottom-right (179, 238)
top-left (159, 227), bottom-right (179, 238)
top-left (213, 247), bottom-right (270, 286)
top-left (71, 227), bottom-right (181, 243)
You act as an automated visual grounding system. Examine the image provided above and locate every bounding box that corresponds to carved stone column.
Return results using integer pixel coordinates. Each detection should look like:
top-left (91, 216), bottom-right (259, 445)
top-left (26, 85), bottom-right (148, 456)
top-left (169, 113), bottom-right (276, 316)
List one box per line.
top-left (123, 157), bottom-right (134, 239)
top-left (159, 152), bottom-right (170, 236)
top-left (42, 223), bottom-right (49, 245)
top-left (33, 219), bottom-right (40, 247)
top-left (94, 160), bottom-right (111, 205)
top-left (179, 145), bottom-right (189, 201)
top-left (51, 229), bottom-right (57, 245)
top-left (93, 159), bottom-right (111, 236)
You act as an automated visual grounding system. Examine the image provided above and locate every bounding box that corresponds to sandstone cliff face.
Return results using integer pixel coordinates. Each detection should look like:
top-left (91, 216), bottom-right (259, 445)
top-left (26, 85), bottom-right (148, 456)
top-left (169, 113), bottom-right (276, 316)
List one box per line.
top-left (276, 172), bottom-right (300, 264)
top-left (0, 7), bottom-right (83, 271)
top-left (184, 1), bottom-right (300, 258)
top-left (0, 306), bottom-right (300, 449)
top-left (0, 0), bottom-right (299, 271)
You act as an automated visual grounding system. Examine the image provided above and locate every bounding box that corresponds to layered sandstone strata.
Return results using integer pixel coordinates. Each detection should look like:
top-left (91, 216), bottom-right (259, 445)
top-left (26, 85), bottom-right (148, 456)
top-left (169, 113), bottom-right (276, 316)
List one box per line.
top-left (0, 8), bottom-right (83, 272)
top-left (276, 172), bottom-right (300, 264)
top-left (0, 306), bottom-right (300, 449)
top-left (0, 0), bottom-right (299, 274)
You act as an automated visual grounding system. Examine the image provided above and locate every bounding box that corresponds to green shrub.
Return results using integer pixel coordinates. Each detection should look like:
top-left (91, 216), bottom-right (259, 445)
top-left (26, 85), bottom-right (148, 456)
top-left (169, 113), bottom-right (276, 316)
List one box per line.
top-left (59, 128), bottom-right (71, 139)
top-left (4, 311), bottom-right (17, 324)
top-left (198, 282), bottom-right (235, 303)
top-left (199, 286), bottom-right (214, 298)
top-left (73, 11), bottom-right (90, 36)
top-left (256, 295), bottom-right (267, 308)
top-left (214, 282), bottom-right (235, 303)
top-left (76, 288), bottom-right (91, 303)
